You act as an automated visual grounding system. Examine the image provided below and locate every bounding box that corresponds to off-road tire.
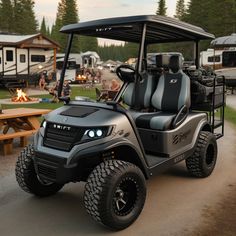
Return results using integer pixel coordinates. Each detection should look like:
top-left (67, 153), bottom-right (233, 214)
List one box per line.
top-left (84, 160), bottom-right (146, 230)
top-left (15, 144), bottom-right (64, 197)
top-left (186, 131), bottom-right (217, 178)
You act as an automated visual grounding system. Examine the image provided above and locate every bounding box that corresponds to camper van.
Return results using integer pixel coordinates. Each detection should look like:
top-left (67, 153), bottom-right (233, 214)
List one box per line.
top-left (200, 48), bottom-right (236, 87)
top-left (0, 33), bottom-right (59, 86)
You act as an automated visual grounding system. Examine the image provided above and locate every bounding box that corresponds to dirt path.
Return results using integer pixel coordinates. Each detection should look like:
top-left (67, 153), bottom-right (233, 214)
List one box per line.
top-left (0, 122), bottom-right (236, 236)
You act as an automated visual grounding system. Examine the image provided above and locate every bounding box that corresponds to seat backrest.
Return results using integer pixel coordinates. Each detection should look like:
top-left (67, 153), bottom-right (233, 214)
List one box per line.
top-left (123, 71), bottom-right (157, 109)
top-left (151, 55), bottom-right (191, 112)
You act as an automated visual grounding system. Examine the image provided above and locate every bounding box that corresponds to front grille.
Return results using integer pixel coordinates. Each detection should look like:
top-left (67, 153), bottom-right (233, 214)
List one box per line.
top-left (43, 122), bottom-right (85, 151)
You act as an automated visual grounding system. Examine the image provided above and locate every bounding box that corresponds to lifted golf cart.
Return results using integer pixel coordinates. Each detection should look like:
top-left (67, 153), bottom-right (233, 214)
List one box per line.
top-left (16, 15), bottom-right (225, 230)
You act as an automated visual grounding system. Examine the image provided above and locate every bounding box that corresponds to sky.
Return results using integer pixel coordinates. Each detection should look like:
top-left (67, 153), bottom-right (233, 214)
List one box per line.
top-left (35, 0), bottom-right (183, 44)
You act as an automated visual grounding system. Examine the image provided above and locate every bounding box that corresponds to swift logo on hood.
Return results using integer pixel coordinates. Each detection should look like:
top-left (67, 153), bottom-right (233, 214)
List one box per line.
top-left (53, 124), bottom-right (71, 131)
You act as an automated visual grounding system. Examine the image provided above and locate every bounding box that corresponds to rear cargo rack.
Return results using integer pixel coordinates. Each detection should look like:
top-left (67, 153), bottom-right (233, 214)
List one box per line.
top-left (191, 75), bottom-right (225, 139)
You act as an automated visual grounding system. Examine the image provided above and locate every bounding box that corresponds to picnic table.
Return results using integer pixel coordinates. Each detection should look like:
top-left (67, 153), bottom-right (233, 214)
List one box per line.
top-left (0, 108), bottom-right (50, 155)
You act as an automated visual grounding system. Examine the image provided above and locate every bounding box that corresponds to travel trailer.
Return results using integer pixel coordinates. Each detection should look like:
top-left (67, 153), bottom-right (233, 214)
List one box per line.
top-left (200, 34), bottom-right (236, 88)
top-left (200, 48), bottom-right (236, 87)
top-left (56, 53), bottom-right (82, 82)
top-left (56, 52), bottom-right (101, 82)
top-left (0, 33), bottom-right (59, 86)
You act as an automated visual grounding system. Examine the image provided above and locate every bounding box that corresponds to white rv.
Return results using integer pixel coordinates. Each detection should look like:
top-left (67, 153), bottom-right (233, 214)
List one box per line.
top-left (56, 53), bottom-right (83, 82)
top-left (201, 34), bottom-right (236, 87)
top-left (0, 33), bottom-right (59, 86)
top-left (200, 48), bottom-right (236, 87)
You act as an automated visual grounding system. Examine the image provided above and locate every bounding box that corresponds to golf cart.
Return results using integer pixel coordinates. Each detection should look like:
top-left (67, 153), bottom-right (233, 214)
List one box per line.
top-left (15, 15), bottom-right (225, 230)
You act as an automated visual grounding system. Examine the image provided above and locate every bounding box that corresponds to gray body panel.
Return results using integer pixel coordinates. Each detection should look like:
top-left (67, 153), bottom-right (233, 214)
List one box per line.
top-left (34, 101), bottom-right (209, 180)
top-left (35, 103), bottom-right (144, 166)
top-left (138, 112), bottom-right (207, 157)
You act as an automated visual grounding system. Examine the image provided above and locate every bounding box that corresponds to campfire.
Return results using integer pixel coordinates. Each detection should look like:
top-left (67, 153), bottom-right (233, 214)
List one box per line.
top-left (12, 89), bottom-right (32, 102)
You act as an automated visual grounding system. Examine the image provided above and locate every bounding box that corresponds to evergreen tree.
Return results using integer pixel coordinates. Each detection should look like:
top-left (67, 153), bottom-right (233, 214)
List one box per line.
top-left (52, 0), bottom-right (79, 52)
top-left (61, 0), bottom-right (79, 52)
top-left (0, 0), bottom-right (14, 32)
top-left (184, 0), bottom-right (236, 50)
top-left (156, 0), bottom-right (167, 16)
top-left (175, 0), bottom-right (186, 20)
top-left (52, 0), bottom-right (98, 53)
top-left (40, 17), bottom-right (47, 35)
top-left (12, 0), bottom-right (38, 34)
top-left (46, 26), bottom-right (51, 37)
top-left (79, 36), bottom-right (98, 52)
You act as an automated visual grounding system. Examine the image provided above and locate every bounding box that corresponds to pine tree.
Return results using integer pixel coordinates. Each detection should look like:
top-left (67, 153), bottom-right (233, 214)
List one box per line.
top-left (0, 0), bottom-right (14, 32)
top-left (46, 26), bottom-right (51, 37)
top-left (52, 0), bottom-right (79, 52)
top-left (79, 36), bottom-right (98, 52)
top-left (175, 0), bottom-right (186, 20)
top-left (12, 0), bottom-right (38, 34)
top-left (40, 17), bottom-right (47, 35)
top-left (156, 0), bottom-right (167, 16)
top-left (52, 0), bottom-right (98, 53)
top-left (61, 0), bottom-right (79, 52)
top-left (184, 0), bottom-right (236, 37)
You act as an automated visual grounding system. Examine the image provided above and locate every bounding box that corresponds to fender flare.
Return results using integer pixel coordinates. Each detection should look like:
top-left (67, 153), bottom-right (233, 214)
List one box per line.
top-left (71, 138), bottom-right (149, 178)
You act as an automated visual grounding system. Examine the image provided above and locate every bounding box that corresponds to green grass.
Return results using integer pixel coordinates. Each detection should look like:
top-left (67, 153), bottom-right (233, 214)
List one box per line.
top-left (1, 87), bottom-right (236, 127)
top-left (0, 88), bottom-right (11, 99)
top-left (224, 106), bottom-right (236, 126)
top-left (0, 87), bottom-right (96, 110)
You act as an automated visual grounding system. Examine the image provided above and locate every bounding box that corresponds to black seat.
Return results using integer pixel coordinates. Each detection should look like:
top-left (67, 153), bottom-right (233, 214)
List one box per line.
top-left (123, 60), bottom-right (159, 115)
top-left (136, 55), bottom-right (191, 131)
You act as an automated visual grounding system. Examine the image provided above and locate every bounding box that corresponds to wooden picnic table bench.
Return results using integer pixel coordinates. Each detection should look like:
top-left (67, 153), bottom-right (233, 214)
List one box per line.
top-left (0, 108), bottom-right (50, 155)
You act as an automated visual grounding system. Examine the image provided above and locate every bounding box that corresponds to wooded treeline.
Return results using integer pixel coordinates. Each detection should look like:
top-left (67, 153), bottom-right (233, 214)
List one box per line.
top-left (99, 0), bottom-right (236, 61)
top-left (0, 0), bottom-right (235, 61)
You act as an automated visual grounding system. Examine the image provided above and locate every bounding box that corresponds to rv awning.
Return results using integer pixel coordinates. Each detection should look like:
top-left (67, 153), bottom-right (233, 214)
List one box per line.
top-left (60, 15), bottom-right (215, 44)
top-left (211, 33), bottom-right (236, 48)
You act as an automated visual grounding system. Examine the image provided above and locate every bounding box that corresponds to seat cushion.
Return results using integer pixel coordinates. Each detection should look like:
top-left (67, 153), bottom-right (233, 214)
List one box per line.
top-left (128, 110), bottom-right (157, 122)
top-left (136, 112), bottom-right (176, 130)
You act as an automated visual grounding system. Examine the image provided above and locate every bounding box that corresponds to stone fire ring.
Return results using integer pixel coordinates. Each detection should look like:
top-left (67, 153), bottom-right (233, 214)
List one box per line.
top-left (0, 98), bottom-right (40, 105)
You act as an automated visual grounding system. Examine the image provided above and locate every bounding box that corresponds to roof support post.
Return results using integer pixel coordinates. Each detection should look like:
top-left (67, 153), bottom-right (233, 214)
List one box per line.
top-left (53, 48), bottom-right (57, 72)
top-left (194, 40), bottom-right (199, 69)
top-left (58, 33), bottom-right (74, 98)
top-left (134, 24), bottom-right (147, 110)
top-left (137, 24), bottom-right (147, 73)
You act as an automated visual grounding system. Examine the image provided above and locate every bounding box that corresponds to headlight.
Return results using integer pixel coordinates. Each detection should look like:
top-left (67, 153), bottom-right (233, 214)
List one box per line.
top-left (41, 120), bottom-right (47, 129)
top-left (96, 129), bottom-right (103, 137)
top-left (82, 127), bottom-right (110, 141)
top-left (88, 130), bottom-right (95, 138)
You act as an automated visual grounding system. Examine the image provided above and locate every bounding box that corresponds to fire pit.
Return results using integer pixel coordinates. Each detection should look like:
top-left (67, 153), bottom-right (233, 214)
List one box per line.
top-left (12, 89), bottom-right (36, 102)
top-left (0, 89), bottom-right (40, 105)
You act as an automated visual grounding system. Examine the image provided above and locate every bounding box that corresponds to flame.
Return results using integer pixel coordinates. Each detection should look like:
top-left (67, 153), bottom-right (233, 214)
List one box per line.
top-left (77, 75), bottom-right (86, 80)
top-left (12, 89), bottom-right (31, 102)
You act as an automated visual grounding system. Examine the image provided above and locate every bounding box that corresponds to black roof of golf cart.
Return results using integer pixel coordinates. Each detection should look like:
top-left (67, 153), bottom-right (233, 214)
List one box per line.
top-left (58, 15), bottom-right (215, 99)
top-left (60, 15), bottom-right (214, 43)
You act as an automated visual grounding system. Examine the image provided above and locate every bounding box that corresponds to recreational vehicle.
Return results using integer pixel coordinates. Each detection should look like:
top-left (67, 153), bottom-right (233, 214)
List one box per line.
top-left (200, 34), bottom-right (236, 88)
top-left (0, 33), bottom-right (59, 86)
top-left (56, 53), bottom-right (82, 82)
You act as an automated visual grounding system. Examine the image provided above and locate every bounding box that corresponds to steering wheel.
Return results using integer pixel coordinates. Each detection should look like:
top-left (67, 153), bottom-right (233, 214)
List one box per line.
top-left (116, 64), bottom-right (136, 83)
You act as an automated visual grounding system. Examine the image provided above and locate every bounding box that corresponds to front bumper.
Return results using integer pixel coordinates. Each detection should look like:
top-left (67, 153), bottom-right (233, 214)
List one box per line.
top-left (34, 152), bottom-right (79, 184)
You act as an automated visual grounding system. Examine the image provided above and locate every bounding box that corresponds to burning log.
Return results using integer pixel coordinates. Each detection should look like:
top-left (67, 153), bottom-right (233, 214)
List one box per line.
top-left (12, 89), bottom-right (32, 102)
